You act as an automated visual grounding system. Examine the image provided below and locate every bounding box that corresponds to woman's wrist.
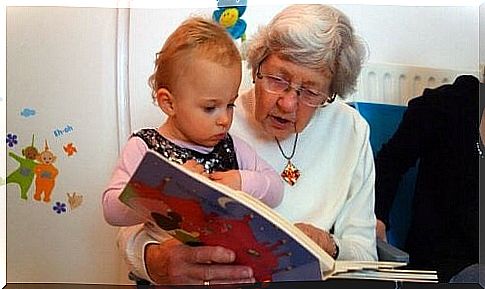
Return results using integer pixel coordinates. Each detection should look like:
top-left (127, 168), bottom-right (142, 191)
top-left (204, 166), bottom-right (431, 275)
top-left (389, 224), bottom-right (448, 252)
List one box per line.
top-left (144, 238), bottom-right (179, 284)
top-left (329, 234), bottom-right (339, 259)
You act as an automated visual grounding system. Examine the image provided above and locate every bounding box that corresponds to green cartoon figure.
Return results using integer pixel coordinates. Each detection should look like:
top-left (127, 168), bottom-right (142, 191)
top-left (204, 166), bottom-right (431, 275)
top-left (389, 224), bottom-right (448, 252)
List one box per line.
top-left (7, 135), bottom-right (39, 200)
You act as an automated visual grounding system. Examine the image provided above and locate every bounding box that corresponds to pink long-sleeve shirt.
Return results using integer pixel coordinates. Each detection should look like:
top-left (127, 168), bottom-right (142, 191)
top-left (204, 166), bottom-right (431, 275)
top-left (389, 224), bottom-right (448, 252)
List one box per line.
top-left (102, 132), bottom-right (284, 226)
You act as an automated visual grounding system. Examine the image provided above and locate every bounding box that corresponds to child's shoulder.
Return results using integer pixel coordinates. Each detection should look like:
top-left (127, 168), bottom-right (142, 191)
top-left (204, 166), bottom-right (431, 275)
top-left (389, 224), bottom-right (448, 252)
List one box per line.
top-left (132, 128), bottom-right (160, 139)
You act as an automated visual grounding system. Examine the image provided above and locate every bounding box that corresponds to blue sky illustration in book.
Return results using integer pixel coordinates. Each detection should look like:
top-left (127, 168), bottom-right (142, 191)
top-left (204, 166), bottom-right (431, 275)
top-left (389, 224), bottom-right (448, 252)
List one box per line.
top-left (120, 152), bottom-right (322, 282)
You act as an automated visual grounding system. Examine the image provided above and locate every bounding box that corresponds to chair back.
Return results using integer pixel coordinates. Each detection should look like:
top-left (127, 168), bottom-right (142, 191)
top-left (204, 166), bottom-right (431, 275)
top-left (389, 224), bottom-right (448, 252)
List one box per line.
top-left (352, 102), bottom-right (418, 249)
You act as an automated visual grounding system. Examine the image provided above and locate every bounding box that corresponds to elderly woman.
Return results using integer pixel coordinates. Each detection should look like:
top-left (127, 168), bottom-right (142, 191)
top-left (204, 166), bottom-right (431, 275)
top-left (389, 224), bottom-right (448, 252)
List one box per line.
top-left (118, 4), bottom-right (376, 285)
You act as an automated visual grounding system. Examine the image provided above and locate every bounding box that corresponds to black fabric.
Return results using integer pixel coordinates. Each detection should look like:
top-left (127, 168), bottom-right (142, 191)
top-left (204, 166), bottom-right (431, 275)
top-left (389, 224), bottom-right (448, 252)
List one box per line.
top-left (374, 75), bottom-right (480, 282)
top-left (133, 128), bottom-right (239, 173)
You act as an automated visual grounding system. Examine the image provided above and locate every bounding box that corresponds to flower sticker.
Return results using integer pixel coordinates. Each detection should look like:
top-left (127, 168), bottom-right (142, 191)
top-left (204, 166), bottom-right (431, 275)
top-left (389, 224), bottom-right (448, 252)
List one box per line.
top-left (53, 202), bottom-right (67, 214)
top-left (6, 133), bottom-right (18, 147)
top-left (63, 143), bottom-right (77, 157)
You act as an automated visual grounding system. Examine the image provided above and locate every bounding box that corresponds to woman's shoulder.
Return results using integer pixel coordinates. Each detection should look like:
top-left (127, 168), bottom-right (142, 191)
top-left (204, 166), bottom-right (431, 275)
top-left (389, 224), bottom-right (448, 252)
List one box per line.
top-left (316, 100), bottom-right (369, 129)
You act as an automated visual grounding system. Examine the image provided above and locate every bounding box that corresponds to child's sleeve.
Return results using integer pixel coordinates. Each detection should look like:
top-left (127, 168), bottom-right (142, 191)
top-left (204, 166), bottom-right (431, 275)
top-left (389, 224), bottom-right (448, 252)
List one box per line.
top-left (102, 137), bottom-right (149, 226)
top-left (232, 135), bottom-right (284, 208)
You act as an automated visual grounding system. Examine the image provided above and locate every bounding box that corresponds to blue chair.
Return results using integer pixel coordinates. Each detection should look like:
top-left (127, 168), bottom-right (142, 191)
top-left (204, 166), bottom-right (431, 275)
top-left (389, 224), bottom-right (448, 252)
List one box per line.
top-left (352, 102), bottom-right (418, 250)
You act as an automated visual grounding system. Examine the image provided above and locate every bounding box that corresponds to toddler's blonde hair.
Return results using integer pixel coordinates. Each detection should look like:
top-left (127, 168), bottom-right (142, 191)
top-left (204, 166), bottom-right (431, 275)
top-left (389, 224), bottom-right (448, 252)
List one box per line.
top-left (149, 17), bottom-right (241, 102)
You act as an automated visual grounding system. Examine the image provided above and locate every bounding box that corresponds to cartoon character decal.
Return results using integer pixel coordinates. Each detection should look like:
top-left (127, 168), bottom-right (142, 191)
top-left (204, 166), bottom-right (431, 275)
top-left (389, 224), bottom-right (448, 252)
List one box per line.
top-left (6, 135), bottom-right (40, 200)
top-left (33, 140), bottom-right (59, 202)
top-left (212, 0), bottom-right (247, 41)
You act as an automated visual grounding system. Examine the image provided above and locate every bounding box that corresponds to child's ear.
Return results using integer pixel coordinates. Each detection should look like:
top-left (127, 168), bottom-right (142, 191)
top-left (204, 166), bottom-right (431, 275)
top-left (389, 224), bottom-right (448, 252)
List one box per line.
top-left (156, 88), bottom-right (175, 116)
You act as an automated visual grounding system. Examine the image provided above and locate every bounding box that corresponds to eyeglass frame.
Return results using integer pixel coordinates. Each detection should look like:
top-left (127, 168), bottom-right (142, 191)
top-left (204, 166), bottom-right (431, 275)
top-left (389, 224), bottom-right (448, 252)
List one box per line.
top-left (253, 61), bottom-right (336, 108)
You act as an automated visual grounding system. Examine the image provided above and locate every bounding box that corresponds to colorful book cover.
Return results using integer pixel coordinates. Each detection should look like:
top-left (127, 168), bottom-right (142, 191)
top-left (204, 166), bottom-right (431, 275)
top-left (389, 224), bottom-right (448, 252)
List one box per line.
top-left (119, 151), bottom-right (330, 282)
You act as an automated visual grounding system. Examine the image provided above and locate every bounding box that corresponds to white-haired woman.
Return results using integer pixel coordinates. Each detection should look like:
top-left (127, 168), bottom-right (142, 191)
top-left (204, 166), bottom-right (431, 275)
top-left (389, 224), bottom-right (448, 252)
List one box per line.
top-left (118, 4), bottom-right (376, 285)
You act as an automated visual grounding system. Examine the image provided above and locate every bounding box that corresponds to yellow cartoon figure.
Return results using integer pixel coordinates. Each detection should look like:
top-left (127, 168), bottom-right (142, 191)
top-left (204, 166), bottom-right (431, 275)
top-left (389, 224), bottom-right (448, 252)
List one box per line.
top-left (33, 140), bottom-right (58, 202)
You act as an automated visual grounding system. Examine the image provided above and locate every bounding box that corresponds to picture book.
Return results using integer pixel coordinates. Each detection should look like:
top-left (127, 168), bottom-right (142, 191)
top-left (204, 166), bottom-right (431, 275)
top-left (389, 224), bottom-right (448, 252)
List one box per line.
top-left (119, 150), bottom-right (437, 283)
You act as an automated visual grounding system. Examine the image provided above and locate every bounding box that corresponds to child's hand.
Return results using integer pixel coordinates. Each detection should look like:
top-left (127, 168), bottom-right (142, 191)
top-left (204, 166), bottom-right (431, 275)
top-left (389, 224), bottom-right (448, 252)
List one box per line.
top-left (183, 159), bottom-right (206, 174)
top-left (208, 170), bottom-right (241, 191)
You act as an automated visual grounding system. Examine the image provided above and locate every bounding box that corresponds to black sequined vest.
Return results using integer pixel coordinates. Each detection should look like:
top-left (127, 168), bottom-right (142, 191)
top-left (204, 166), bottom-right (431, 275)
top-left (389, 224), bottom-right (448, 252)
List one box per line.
top-left (132, 128), bottom-right (239, 173)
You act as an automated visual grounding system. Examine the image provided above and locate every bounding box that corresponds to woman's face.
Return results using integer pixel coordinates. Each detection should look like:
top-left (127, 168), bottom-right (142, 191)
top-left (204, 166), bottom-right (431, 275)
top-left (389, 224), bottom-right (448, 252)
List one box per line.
top-left (253, 54), bottom-right (333, 139)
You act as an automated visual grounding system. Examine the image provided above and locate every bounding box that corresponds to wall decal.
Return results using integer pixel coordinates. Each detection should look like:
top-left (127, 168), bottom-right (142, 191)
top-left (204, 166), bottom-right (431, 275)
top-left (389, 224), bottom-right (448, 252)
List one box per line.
top-left (6, 135), bottom-right (39, 200)
top-left (212, 0), bottom-right (247, 41)
top-left (6, 133), bottom-right (18, 147)
top-left (20, 108), bottom-right (36, 118)
top-left (53, 125), bottom-right (74, 138)
top-left (52, 201), bottom-right (67, 214)
top-left (67, 192), bottom-right (83, 210)
top-left (33, 140), bottom-right (58, 203)
top-left (63, 142), bottom-right (77, 157)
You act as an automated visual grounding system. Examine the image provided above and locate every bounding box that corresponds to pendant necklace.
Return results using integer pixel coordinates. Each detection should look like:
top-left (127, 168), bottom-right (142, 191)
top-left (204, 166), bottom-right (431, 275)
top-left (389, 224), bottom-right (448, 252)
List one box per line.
top-left (275, 133), bottom-right (300, 186)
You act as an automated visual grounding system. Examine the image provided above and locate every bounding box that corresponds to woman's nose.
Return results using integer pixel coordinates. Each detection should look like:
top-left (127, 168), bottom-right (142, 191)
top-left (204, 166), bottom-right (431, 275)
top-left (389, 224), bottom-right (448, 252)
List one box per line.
top-left (277, 89), bottom-right (299, 112)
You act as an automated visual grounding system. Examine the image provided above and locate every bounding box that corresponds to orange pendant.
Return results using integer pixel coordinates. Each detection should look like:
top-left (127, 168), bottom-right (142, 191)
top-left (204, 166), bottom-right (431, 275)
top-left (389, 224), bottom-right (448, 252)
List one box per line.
top-left (281, 160), bottom-right (300, 186)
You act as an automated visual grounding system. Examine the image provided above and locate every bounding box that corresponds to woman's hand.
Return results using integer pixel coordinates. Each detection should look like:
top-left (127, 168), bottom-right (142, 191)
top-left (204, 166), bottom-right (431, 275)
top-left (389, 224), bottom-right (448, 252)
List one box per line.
top-left (376, 219), bottom-right (387, 242)
top-left (294, 223), bottom-right (337, 257)
top-left (208, 170), bottom-right (242, 191)
top-left (145, 239), bottom-right (255, 285)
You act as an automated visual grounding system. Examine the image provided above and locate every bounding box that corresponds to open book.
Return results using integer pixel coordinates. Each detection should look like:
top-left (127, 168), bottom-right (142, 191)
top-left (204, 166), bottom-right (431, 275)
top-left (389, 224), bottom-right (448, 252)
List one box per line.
top-left (119, 150), bottom-right (437, 283)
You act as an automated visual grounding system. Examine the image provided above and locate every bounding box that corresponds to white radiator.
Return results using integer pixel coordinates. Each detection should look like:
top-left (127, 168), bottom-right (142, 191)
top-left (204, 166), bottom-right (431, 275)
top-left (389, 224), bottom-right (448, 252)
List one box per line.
top-left (350, 63), bottom-right (478, 105)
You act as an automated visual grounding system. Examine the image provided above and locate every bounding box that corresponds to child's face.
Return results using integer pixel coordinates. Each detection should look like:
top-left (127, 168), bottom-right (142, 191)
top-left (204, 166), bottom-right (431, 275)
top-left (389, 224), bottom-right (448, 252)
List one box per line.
top-left (164, 57), bottom-right (241, 147)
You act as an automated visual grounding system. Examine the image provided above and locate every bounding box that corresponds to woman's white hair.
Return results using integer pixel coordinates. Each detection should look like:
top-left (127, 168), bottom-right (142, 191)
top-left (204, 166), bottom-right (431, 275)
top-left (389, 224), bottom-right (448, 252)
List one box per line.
top-left (246, 4), bottom-right (368, 98)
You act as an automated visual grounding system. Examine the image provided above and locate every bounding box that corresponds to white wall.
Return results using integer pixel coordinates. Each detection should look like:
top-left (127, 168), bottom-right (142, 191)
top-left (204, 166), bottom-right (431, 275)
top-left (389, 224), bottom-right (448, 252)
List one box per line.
top-left (6, 7), bottom-right (123, 283)
top-left (241, 4), bottom-right (479, 71)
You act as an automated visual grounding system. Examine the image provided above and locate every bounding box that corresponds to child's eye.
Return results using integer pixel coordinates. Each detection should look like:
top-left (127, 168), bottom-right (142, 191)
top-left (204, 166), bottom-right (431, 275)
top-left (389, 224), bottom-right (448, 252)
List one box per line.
top-left (204, 107), bottom-right (216, 113)
top-left (228, 103), bottom-right (236, 109)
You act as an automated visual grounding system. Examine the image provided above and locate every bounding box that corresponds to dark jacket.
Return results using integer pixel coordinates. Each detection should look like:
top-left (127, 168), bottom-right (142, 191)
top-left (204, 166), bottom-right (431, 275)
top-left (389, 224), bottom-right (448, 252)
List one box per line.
top-left (374, 75), bottom-right (480, 282)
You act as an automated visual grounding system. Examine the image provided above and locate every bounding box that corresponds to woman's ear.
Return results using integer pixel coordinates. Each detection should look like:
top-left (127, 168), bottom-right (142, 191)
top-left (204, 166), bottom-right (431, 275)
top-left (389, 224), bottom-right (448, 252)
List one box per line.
top-left (156, 88), bottom-right (175, 116)
top-left (251, 67), bottom-right (257, 84)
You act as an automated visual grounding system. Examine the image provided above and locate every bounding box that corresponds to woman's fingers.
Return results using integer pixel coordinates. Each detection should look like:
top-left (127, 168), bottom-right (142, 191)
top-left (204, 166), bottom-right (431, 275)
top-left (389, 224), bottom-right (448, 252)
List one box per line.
top-left (186, 263), bottom-right (254, 283)
top-left (172, 246), bottom-right (254, 284)
top-left (188, 245), bottom-right (236, 264)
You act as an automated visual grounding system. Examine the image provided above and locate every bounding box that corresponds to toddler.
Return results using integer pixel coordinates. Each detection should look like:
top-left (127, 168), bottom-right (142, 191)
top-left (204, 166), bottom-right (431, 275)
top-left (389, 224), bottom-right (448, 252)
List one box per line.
top-left (103, 17), bottom-right (283, 226)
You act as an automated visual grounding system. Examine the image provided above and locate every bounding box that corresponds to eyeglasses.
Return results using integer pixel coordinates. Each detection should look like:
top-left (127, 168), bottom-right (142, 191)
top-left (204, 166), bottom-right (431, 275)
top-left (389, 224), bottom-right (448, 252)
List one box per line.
top-left (255, 63), bottom-right (336, 108)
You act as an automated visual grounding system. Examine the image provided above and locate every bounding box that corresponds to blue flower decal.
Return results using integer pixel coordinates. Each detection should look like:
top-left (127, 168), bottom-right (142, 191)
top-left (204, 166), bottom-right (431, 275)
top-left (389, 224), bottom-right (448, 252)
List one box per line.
top-left (6, 133), bottom-right (18, 147)
top-left (53, 202), bottom-right (67, 214)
